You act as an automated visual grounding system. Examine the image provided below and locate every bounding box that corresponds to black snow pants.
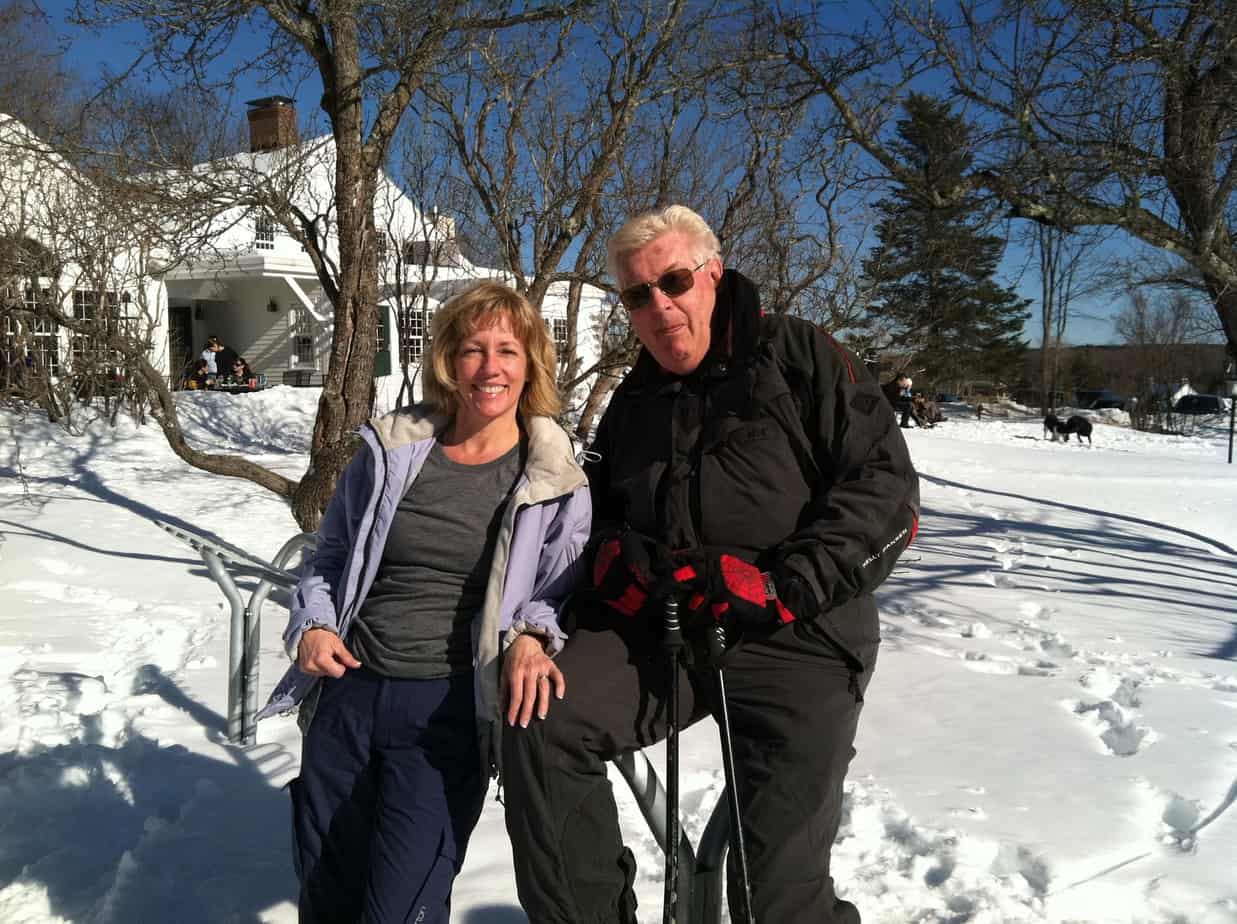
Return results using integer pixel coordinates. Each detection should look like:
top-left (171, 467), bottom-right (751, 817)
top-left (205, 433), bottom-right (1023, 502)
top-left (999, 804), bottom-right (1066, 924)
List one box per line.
top-left (501, 609), bottom-right (876, 924)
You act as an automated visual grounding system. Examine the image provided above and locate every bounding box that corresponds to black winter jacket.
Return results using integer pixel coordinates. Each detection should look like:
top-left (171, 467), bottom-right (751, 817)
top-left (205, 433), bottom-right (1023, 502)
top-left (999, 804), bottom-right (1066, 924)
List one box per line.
top-left (584, 269), bottom-right (919, 671)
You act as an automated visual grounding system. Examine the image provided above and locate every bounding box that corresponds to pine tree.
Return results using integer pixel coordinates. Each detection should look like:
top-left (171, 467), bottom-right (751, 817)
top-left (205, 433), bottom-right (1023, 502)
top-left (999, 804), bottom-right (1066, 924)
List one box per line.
top-left (863, 94), bottom-right (1028, 390)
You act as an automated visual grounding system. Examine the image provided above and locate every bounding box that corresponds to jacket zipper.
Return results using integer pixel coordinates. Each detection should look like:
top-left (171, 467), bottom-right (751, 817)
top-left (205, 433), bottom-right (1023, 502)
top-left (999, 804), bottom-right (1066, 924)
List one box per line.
top-left (335, 427), bottom-right (388, 639)
top-left (688, 385), bottom-right (704, 546)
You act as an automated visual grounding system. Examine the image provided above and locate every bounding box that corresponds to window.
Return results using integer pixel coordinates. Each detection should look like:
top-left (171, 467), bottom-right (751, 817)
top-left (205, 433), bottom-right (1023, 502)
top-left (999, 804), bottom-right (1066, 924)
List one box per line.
top-left (399, 305), bottom-right (431, 365)
top-left (65, 288), bottom-right (138, 379)
top-left (375, 234), bottom-right (388, 266)
top-left (548, 316), bottom-right (569, 354)
top-left (2, 287), bottom-right (59, 377)
top-left (294, 335), bottom-right (314, 366)
top-left (114, 291), bottom-right (140, 339)
top-left (402, 240), bottom-right (431, 266)
top-left (71, 289), bottom-right (120, 367)
top-left (291, 306), bottom-right (318, 369)
top-left (255, 213), bottom-right (276, 250)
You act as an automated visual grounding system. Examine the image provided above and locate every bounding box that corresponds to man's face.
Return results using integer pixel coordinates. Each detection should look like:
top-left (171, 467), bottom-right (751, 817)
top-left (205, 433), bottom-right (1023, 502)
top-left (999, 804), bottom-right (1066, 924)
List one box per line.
top-left (616, 231), bottom-right (722, 376)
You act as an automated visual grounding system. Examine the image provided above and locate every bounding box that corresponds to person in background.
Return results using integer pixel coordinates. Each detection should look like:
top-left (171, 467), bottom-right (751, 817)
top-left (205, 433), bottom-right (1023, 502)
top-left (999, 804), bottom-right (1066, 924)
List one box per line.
top-left (200, 336), bottom-right (222, 377)
top-left (501, 205), bottom-right (919, 924)
top-left (259, 281), bottom-right (591, 924)
top-left (912, 393), bottom-right (937, 428)
top-left (214, 339), bottom-right (239, 378)
top-left (882, 371), bottom-right (916, 428)
top-left (186, 358), bottom-right (212, 390)
top-left (228, 356), bottom-right (255, 386)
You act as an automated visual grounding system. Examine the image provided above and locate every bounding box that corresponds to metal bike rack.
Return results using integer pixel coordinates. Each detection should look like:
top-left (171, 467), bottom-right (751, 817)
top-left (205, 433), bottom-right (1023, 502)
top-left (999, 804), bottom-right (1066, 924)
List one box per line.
top-left (612, 749), bottom-right (734, 924)
top-left (155, 519), bottom-right (315, 745)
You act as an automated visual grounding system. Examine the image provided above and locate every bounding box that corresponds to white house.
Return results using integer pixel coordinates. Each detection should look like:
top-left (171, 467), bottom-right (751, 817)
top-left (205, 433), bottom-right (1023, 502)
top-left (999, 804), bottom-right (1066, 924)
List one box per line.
top-left (1, 98), bottom-right (608, 412)
top-left (0, 113), bottom-right (170, 386)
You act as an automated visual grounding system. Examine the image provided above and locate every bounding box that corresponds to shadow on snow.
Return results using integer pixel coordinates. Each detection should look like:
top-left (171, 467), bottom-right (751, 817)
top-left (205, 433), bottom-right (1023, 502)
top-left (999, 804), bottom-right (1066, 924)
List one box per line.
top-left (0, 665), bottom-right (298, 922)
top-left (882, 474), bottom-right (1237, 662)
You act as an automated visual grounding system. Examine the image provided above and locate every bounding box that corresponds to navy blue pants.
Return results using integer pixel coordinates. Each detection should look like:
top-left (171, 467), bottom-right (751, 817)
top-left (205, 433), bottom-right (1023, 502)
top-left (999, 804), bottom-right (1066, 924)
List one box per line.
top-left (291, 668), bottom-right (486, 924)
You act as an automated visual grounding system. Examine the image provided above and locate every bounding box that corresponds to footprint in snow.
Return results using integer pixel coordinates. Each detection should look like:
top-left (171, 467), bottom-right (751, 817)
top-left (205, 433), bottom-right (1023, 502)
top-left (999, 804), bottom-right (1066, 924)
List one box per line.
top-left (1068, 698), bottom-right (1154, 756)
top-left (1018, 601), bottom-right (1053, 621)
top-left (961, 652), bottom-right (1061, 677)
top-left (908, 609), bottom-right (957, 630)
top-left (1159, 792), bottom-right (1203, 851)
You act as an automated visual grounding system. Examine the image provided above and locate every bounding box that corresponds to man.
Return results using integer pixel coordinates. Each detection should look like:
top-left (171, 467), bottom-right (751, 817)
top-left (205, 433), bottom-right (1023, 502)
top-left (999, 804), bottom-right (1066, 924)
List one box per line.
top-left (882, 372), bottom-right (919, 428)
top-left (502, 205), bottom-right (919, 924)
top-left (213, 338), bottom-right (239, 380)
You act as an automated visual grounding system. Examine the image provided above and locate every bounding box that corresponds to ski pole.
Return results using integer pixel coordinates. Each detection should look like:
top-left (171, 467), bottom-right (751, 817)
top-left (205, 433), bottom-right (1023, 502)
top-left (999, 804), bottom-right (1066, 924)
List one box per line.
top-left (710, 624), bottom-right (754, 924)
top-left (663, 596), bottom-right (685, 924)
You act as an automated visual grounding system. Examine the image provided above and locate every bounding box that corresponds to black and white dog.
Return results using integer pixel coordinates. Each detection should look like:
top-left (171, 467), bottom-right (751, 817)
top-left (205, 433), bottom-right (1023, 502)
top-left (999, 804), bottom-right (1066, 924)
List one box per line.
top-left (1060, 415), bottom-right (1093, 445)
top-left (1043, 413), bottom-right (1093, 445)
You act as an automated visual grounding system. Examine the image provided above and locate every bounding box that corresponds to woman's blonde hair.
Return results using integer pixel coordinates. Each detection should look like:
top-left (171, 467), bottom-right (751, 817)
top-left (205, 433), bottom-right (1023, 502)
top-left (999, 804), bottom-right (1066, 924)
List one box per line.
top-left (422, 281), bottom-right (561, 419)
top-left (606, 204), bottom-right (722, 280)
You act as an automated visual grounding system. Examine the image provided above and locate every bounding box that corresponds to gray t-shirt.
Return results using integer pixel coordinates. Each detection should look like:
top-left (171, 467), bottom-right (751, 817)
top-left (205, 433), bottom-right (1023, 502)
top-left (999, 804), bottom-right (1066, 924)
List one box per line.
top-left (350, 438), bottom-right (525, 678)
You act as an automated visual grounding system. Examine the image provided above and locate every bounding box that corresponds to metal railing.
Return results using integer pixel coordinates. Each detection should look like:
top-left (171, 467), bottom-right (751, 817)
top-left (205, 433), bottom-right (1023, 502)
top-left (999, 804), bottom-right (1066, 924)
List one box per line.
top-left (155, 519), bottom-right (315, 745)
top-left (612, 749), bottom-right (733, 923)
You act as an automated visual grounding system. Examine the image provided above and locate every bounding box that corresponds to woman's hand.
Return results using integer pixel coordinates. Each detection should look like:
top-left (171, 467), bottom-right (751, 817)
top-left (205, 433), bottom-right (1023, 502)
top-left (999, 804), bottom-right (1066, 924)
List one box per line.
top-left (502, 633), bottom-right (565, 727)
top-left (297, 627), bottom-right (362, 678)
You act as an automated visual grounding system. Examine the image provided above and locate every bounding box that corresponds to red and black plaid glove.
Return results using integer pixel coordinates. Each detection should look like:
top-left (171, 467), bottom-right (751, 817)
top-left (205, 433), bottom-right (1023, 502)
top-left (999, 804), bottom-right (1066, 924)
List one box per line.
top-left (654, 549), bottom-right (817, 634)
top-left (591, 529), bottom-right (674, 617)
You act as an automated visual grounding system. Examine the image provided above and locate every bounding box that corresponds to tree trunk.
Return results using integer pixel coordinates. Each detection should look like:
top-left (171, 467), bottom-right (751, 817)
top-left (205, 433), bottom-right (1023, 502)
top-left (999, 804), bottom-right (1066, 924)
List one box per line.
top-left (291, 20), bottom-right (380, 532)
top-left (1211, 284), bottom-right (1237, 356)
top-left (574, 365), bottom-right (621, 442)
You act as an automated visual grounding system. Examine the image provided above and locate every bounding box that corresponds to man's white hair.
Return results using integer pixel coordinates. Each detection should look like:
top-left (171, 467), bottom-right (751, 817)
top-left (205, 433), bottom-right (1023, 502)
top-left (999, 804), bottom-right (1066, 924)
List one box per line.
top-left (607, 204), bottom-right (721, 281)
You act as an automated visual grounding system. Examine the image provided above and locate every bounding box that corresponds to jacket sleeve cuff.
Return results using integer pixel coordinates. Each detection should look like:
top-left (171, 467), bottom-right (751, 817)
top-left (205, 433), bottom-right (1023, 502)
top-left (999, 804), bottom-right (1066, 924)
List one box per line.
top-left (503, 620), bottom-right (567, 658)
top-left (779, 553), bottom-right (830, 613)
top-left (285, 620), bottom-right (338, 661)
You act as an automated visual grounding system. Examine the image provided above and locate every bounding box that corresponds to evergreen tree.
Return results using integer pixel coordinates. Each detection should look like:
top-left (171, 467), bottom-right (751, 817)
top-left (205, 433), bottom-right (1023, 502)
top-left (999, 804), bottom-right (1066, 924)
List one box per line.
top-left (863, 94), bottom-right (1028, 390)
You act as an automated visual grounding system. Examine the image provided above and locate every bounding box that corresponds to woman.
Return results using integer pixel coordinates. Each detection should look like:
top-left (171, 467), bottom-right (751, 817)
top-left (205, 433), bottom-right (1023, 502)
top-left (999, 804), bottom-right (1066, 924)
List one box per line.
top-left (260, 282), bottom-right (591, 923)
top-left (229, 356), bottom-right (254, 386)
top-left (200, 336), bottom-right (222, 376)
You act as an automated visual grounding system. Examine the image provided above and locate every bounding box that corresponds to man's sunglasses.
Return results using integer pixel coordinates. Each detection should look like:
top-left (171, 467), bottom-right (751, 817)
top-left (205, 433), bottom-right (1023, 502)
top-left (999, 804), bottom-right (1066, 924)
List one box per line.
top-left (619, 260), bottom-right (709, 310)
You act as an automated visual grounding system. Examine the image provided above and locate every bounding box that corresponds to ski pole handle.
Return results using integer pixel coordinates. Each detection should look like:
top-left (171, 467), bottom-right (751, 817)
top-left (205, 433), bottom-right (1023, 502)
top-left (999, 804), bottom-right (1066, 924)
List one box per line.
top-left (663, 596), bottom-right (684, 652)
top-left (707, 622), bottom-right (727, 663)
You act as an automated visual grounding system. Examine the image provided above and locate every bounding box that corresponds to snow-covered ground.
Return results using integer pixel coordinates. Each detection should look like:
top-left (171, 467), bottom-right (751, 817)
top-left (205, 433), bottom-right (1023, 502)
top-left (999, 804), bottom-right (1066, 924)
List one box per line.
top-left (1, 391), bottom-right (1234, 923)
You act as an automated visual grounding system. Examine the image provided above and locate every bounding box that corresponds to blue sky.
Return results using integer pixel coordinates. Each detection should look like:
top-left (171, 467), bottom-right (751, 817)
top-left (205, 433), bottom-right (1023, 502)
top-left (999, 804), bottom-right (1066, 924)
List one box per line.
top-left (39, 0), bottom-right (1128, 346)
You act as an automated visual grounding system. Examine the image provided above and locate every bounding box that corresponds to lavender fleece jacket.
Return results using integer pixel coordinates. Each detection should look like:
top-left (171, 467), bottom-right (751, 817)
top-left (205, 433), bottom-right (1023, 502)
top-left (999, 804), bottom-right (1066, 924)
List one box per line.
top-left (258, 405), bottom-right (591, 772)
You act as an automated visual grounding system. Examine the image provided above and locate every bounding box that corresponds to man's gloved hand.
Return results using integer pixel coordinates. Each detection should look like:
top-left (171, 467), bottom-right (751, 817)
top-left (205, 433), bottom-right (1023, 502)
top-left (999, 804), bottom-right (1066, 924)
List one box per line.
top-left (591, 528), bottom-right (675, 617)
top-left (653, 549), bottom-right (819, 636)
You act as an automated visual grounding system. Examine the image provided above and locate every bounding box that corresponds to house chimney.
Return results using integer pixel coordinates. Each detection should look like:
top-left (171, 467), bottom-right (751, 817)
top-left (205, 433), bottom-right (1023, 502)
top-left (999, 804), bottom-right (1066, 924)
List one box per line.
top-left (246, 97), bottom-right (298, 152)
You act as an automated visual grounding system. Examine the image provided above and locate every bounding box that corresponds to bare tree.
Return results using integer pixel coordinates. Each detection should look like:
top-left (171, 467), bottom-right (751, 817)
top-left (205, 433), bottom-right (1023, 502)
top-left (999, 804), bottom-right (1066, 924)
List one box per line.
top-left (1, 114), bottom-right (301, 495)
top-left (1030, 221), bottom-right (1107, 413)
top-left (1115, 287), bottom-right (1212, 431)
top-left (422, 2), bottom-right (700, 409)
top-left (0, 0), bottom-right (79, 139)
top-left (753, 1), bottom-right (1237, 361)
top-left (72, 0), bottom-right (584, 528)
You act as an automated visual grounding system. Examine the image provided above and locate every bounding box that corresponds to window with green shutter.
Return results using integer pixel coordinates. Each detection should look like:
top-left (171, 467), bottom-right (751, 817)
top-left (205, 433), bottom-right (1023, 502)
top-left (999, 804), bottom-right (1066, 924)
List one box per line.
top-left (375, 305), bottom-right (391, 376)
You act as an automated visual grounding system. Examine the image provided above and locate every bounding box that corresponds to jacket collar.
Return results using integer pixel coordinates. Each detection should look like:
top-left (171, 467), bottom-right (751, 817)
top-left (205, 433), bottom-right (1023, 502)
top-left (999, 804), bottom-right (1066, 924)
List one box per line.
top-left (367, 403), bottom-right (585, 500)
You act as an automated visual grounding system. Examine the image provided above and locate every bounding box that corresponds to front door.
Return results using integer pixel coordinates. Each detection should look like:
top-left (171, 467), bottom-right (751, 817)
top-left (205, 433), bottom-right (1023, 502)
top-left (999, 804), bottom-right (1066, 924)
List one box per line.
top-left (169, 305), bottom-right (194, 383)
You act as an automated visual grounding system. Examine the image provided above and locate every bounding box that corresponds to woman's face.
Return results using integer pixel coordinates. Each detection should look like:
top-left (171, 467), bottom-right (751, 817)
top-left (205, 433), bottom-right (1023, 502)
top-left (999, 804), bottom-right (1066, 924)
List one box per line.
top-left (452, 313), bottom-right (528, 428)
